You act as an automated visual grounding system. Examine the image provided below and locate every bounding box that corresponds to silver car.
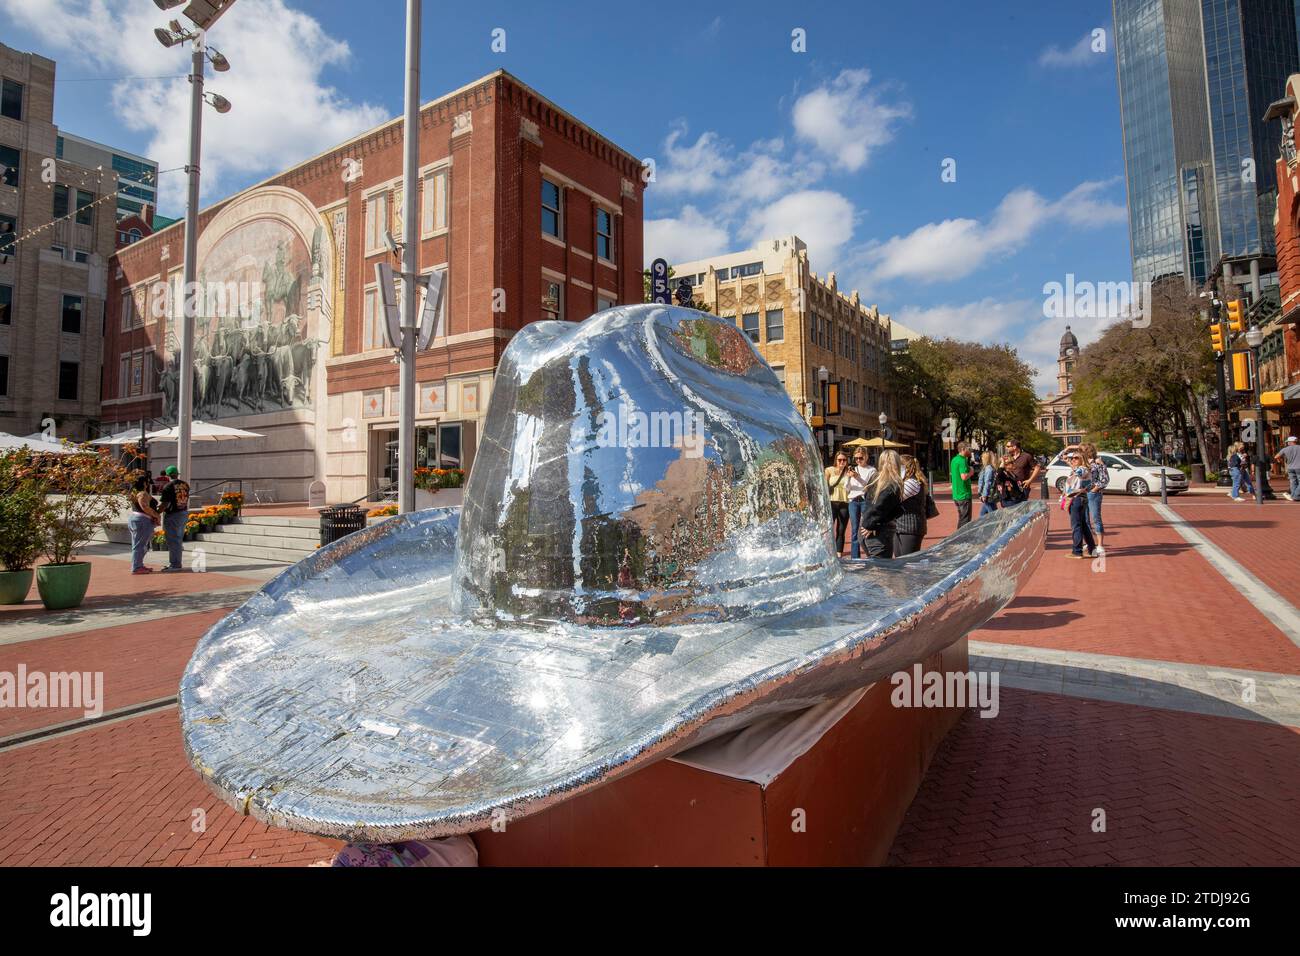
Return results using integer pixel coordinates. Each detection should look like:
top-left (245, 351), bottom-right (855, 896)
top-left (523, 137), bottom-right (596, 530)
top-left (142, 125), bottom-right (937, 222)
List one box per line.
top-left (1046, 451), bottom-right (1188, 497)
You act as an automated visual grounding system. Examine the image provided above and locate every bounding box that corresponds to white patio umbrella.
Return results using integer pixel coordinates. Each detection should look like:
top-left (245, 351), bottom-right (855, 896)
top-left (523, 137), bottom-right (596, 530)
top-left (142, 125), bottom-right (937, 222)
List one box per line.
top-left (89, 431), bottom-right (146, 446)
top-left (146, 421), bottom-right (265, 442)
top-left (0, 431), bottom-right (80, 454)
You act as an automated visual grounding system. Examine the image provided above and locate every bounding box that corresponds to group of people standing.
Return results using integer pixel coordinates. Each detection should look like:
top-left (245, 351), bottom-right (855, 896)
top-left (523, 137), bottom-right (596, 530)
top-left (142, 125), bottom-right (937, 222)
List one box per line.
top-left (1057, 442), bottom-right (1108, 559)
top-left (826, 449), bottom-right (938, 560)
top-left (125, 466), bottom-right (192, 574)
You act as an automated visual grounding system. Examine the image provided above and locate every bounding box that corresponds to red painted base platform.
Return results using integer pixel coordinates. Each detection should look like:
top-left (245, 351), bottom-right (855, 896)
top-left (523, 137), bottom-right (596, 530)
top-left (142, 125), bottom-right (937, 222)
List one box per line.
top-left (473, 638), bottom-right (969, 866)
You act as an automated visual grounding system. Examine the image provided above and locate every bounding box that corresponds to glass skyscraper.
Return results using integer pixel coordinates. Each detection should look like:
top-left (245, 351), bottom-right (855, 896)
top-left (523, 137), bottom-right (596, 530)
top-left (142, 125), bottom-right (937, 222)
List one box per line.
top-left (1113, 0), bottom-right (1300, 289)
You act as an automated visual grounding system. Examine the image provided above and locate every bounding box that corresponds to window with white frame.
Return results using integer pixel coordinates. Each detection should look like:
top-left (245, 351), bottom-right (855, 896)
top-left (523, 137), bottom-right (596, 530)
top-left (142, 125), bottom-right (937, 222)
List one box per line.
top-left (421, 167), bottom-right (448, 234)
top-left (541, 179), bottom-right (562, 238)
top-left (120, 289), bottom-right (138, 332)
top-left (741, 313), bottom-right (759, 343)
top-left (596, 208), bottom-right (614, 260)
top-left (365, 192), bottom-right (389, 253)
top-left (765, 308), bottom-right (783, 342)
top-left (597, 294), bottom-right (616, 312)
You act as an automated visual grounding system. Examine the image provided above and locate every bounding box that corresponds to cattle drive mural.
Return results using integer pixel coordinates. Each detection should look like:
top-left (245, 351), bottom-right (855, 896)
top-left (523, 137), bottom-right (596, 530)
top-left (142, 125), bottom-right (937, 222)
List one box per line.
top-left (160, 217), bottom-right (321, 422)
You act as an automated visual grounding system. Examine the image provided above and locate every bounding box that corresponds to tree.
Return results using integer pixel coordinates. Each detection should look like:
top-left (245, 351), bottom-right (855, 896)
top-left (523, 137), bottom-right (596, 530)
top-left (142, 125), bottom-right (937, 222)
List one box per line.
top-left (1073, 282), bottom-right (1215, 462)
top-left (889, 336), bottom-right (1040, 466)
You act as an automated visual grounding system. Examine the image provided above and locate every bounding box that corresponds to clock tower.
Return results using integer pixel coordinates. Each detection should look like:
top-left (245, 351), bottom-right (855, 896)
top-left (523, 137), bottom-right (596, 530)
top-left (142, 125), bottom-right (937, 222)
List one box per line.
top-left (1058, 325), bottom-right (1079, 395)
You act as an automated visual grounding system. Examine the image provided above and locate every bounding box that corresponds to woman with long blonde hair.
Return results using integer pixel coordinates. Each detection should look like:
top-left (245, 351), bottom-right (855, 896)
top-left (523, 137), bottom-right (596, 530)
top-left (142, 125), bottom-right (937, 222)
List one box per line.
top-left (859, 450), bottom-right (904, 559)
top-left (894, 454), bottom-right (936, 556)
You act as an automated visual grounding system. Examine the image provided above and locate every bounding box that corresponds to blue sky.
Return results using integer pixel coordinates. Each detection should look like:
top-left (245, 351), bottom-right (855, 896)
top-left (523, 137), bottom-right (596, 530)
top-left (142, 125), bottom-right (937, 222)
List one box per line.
top-left (2, 0), bottom-right (1132, 389)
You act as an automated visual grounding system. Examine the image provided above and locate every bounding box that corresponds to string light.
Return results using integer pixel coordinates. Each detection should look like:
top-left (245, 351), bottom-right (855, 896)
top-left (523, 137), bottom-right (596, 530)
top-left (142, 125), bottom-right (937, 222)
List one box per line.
top-left (0, 163), bottom-right (175, 255)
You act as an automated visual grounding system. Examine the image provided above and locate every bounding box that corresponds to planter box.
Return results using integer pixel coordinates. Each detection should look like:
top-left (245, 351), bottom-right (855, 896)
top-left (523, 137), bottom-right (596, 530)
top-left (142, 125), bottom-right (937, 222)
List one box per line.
top-left (415, 488), bottom-right (465, 510)
top-left (36, 561), bottom-right (93, 611)
top-left (0, 568), bottom-right (34, 605)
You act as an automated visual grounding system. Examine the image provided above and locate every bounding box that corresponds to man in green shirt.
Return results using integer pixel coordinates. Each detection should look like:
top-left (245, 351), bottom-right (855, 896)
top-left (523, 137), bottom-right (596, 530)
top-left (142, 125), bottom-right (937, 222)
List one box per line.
top-left (950, 441), bottom-right (973, 528)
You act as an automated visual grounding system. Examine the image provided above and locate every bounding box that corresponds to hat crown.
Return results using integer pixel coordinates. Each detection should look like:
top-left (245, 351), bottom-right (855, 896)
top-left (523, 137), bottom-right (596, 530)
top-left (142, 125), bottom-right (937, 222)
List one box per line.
top-left (450, 304), bottom-right (840, 626)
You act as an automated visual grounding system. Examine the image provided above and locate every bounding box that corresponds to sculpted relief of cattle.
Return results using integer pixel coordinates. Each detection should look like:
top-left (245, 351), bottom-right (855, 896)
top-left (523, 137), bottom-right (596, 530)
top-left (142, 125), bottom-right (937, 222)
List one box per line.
top-left (161, 218), bottom-right (322, 423)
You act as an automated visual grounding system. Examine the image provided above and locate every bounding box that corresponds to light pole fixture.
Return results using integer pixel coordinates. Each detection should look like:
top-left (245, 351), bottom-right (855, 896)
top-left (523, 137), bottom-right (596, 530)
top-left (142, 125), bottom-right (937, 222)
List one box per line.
top-left (153, 0), bottom-right (236, 484)
top-left (1245, 325), bottom-right (1266, 505)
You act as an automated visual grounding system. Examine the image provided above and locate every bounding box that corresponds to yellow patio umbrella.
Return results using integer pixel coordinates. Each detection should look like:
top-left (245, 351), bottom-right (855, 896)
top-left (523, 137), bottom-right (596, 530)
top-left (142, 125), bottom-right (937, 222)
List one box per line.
top-left (841, 436), bottom-right (906, 449)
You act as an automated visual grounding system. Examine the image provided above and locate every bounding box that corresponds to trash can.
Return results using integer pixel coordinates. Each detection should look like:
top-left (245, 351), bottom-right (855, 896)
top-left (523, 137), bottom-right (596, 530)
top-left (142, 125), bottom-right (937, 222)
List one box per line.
top-left (1190, 463), bottom-right (1206, 485)
top-left (319, 505), bottom-right (367, 547)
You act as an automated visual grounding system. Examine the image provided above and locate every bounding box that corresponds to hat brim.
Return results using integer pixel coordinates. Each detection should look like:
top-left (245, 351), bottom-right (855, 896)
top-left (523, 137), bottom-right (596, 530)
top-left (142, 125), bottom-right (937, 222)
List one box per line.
top-left (180, 502), bottom-right (1048, 842)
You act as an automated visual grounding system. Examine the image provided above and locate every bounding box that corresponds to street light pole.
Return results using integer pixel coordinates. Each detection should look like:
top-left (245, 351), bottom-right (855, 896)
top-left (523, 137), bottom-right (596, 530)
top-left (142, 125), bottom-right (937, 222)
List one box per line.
top-left (176, 36), bottom-right (205, 483)
top-left (397, 0), bottom-right (421, 514)
top-left (1245, 327), bottom-right (1266, 506)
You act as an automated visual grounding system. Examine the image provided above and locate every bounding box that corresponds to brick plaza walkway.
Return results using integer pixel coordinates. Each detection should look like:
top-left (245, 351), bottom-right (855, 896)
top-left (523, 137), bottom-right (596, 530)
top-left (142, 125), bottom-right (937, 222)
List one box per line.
top-left (1, 493), bottom-right (1297, 865)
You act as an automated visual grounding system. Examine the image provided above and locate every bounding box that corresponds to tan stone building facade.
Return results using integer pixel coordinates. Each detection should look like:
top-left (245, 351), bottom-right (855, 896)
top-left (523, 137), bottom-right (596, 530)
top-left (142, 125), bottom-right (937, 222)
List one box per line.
top-left (0, 43), bottom-right (117, 440)
top-left (671, 236), bottom-right (901, 461)
top-left (1036, 326), bottom-right (1082, 446)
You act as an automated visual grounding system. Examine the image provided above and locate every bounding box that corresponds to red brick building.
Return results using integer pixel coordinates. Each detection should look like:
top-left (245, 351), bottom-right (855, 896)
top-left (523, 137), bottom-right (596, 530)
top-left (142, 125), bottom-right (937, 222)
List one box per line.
top-left (102, 70), bottom-right (644, 501)
top-left (1267, 75), bottom-right (1300, 445)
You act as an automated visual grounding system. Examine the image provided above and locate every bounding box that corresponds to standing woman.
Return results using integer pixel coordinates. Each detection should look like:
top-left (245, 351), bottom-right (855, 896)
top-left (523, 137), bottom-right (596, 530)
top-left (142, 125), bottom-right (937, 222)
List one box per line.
top-left (845, 448), bottom-right (878, 559)
top-left (1228, 441), bottom-right (1254, 501)
top-left (825, 450), bottom-right (852, 557)
top-left (1062, 451), bottom-right (1096, 558)
top-left (860, 450), bottom-right (904, 559)
top-left (977, 450), bottom-right (999, 517)
top-left (894, 455), bottom-right (936, 556)
top-left (127, 474), bottom-right (162, 575)
top-left (1080, 442), bottom-right (1109, 553)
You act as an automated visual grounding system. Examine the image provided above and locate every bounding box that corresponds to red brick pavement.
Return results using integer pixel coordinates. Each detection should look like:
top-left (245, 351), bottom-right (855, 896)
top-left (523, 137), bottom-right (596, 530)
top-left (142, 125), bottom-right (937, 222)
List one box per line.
top-left (0, 709), bottom-right (341, 866)
top-left (0, 608), bottom-right (228, 738)
top-left (962, 500), bottom-right (1300, 674)
top-left (1169, 500), bottom-right (1300, 611)
top-left (888, 688), bottom-right (1300, 866)
top-left (0, 552), bottom-right (252, 622)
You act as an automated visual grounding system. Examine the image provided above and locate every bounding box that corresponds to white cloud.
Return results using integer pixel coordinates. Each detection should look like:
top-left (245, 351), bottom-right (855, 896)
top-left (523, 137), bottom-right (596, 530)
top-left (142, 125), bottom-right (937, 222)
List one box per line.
top-left (655, 128), bottom-right (733, 196)
top-left (742, 190), bottom-right (856, 264)
top-left (645, 205), bottom-right (731, 266)
top-left (791, 69), bottom-right (911, 172)
top-left (1038, 33), bottom-right (1106, 68)
top-left (862, 182), bottom-right (1125, 285)
top-left (7, 0), bottom-right (389, 211)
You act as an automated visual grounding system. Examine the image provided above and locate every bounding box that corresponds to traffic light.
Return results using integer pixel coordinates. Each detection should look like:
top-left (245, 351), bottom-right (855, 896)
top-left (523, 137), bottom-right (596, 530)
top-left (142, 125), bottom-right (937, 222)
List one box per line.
top-left (1226, 299), bottom-right (1245, 333)
top-left (1231, 351), bottom-right (1252, 392)
top-left (1210, 321), bottom-right (1225, 352)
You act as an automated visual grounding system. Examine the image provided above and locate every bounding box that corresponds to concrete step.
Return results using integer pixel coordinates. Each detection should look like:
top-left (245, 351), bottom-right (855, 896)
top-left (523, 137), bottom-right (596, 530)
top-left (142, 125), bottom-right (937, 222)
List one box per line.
top-left (198, 528), bottom-right (318, 553)
top-left (173, 539), bottom-right (309, 564)
top-left (212, 521), bottom-right (319, 541)
top-left (237, 515), bottom-right (322, 529)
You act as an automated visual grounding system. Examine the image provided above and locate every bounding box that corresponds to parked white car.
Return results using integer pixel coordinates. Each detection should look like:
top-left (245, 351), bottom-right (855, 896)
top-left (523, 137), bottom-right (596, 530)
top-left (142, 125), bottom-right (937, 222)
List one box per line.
top-left (1045, 451), bottom-right (1188, 497)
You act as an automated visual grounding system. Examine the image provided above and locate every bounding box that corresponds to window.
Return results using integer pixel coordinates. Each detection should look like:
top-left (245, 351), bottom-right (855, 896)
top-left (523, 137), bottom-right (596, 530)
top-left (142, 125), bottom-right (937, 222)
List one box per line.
top-left (765, 308), bottom-right (783, 342)
top-left (363, 287), bottom-right (385, 350)
top-left (771, 365), bottom-right (785, 387)
top-left (118, 354), bottom-right (130, 399)
top-left (365, 192), bottom-right (388, 253)
top-left (438, 422), bottom-right (462, 469)
top-left (73, 249), bottom-right (90, 263)
top-left (120, 289), bottom-right (140, 331)
top-left (542, 278), bottom-right (563, 321)
top-left (0, 145), bottom-right (18, 188)
top-left (541, 179), bottom-right (562, 237)
top-left (61, 295), bottom-right (82, 334)
top-left (741, 312), bottom-right (759, 343)
top-left (597, 295), bottom-right (615, 312)
top-left (736, 262), bottom-right (762, 277)
top-left (596, 208), bottom-right (614, 260)
top-left (54, 184), bottom-right (69, 219)
top-left (421, 167), bottom-right (448, 234)
top-left (58, 361), bottom-right (79, 401)
top-left (0, 284), bottom-right (10, 324)
top-left (0, 79), bottom-right (21, 121)
top-left (0, 354), bottom-right (8, 395)
top-left (75, 190), bottom-right (94, 225)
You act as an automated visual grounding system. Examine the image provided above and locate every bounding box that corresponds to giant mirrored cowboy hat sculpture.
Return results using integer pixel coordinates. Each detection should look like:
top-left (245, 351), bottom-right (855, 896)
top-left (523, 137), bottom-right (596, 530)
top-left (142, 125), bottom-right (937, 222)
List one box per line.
top-left (181, 304), bottom-right (1047, 841)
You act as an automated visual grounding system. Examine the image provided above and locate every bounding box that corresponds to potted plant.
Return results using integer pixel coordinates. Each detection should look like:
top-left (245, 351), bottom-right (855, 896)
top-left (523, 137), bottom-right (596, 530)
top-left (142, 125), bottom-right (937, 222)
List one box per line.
top-left (152, 528), bottom-right (167, 551)
top-left (414, 467), bottom-right (467, 509)
top-left (0, 450), bottom-right (49, 605)
top-left (220, 491), bottom-right (244, 517)
top-left (36, 450), bottom-right (130, 611)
